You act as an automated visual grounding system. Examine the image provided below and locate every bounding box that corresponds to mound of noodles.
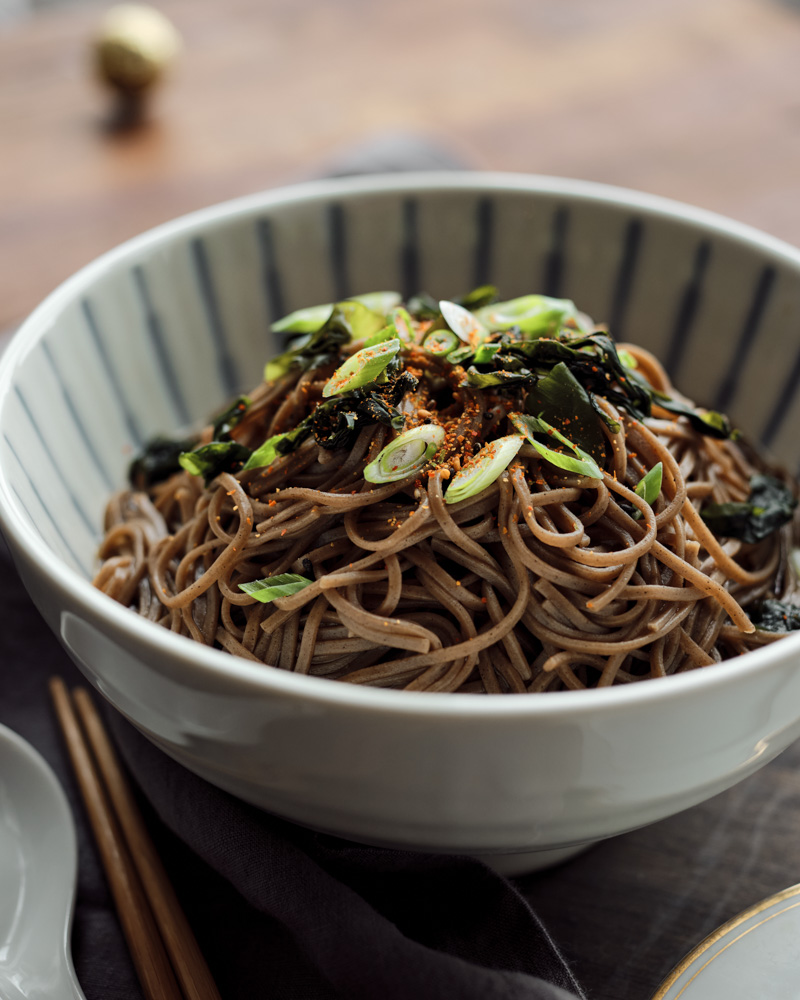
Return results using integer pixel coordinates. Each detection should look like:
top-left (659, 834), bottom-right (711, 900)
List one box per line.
top-left (95, 292), bottom-right (800, 693)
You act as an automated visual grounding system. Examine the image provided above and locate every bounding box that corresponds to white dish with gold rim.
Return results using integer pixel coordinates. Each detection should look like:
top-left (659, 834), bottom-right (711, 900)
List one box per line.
top-left (653, 883), bottom-right (800, 999)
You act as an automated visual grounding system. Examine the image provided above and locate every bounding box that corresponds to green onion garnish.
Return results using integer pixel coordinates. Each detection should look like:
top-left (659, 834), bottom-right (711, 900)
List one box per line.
top-left (242, 432), bottom-right (287, 471)
top-left (272, 291), bottom-right (402, 334)
top-left (423, 329), bottom-right (459, 356)
top-left (472, 343), bottom-right (500, 365)
top-left (390, 306), bottom-right (415, 343)
top-left (364, 323), bottom-right (398, 348)
top-left (352, 291), bottom-right (403, 315)
top-left (633, 462), bottom-right (663, 518)
top-left (475, 295), bottom-right (579, 336)
top-left (618, 348), bottom-right (638, 369)
top-left (509, 413), bottom-right (603, 480)
top-left (439, 300), bottom-right (490, 346)
top-left (363, 424), bottom-right (445, 484)
top-left (322, 338), bottom-right (401, 398)
top-left (271, 304), bottom-right (332, 335)
top-left (445, 435), bottom-right (524, 504)
top-left (239, 573), bottom-right (314, 602)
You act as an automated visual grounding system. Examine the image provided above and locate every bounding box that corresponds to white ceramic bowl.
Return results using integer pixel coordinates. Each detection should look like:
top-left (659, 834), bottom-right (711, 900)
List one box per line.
top-left (3, 172), bottom-right (800, 874)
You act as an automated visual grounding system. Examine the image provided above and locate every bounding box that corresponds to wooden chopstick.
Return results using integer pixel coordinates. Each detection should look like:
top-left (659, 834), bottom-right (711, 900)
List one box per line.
top-left (50, 678), bottom-right (183, 1000)
top-left (50, 678), bottom-right (222, 1000)
top-left (71, 686), bottom-right (222, 1000)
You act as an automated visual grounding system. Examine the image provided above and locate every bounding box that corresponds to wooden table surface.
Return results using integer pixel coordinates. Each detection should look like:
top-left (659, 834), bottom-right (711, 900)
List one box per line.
top-left (2, 0), bottom-right (800, 332)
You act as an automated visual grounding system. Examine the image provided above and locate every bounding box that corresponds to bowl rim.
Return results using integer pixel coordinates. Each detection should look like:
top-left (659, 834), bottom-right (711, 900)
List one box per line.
top-left (3, 168), bottom-right (800, 719)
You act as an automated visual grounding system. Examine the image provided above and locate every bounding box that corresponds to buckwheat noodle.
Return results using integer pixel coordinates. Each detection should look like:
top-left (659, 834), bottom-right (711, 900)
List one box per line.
top-left (95, 342), bottom-right (799, 693)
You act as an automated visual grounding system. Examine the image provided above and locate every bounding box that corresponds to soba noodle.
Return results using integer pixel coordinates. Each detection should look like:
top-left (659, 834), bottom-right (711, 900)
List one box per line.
top-left (95, 291), bottom-right (800, 693)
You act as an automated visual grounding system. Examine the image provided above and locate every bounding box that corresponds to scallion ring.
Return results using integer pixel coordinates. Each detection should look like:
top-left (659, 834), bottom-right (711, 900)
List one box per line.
top-left (322, 338), bottom-right (400, 398)
top-left (272, 291), bottom-right (402, 334)
top-left (363, 424), bottom-right (445, 484)
top-left (475, 294), bottom-right (579, 336)
top-left (423, 329), bottom-right (459, 356)
top-left (439, 300), bottom-right (490, 347)
top-left (444, 435), bottom-right (524, 504)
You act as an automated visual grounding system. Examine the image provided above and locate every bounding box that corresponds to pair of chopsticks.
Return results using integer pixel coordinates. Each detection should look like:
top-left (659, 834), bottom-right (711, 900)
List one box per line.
top-left (49, 678), bottom-right (222, 1000)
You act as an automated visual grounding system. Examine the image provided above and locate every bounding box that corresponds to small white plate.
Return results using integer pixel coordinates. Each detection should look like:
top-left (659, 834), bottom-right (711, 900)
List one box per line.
top-left (652, 883), bottom-right (800, 999)
top-left (0, 723), bottom-right (85, 999)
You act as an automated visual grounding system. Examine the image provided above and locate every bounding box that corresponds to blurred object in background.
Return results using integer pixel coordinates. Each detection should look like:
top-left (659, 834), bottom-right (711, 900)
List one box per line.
top-left (93, 4), bottom-right (181, 128)
top-left (0, 0), bottom-right (28, 25)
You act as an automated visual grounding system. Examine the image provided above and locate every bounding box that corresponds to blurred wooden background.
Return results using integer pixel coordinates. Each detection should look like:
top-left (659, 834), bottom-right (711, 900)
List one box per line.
top-left (2, 0), bottom-right (800, 330)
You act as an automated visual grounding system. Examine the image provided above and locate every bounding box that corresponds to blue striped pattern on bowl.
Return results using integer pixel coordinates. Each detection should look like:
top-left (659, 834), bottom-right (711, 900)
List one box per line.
top-left (3, 173), bottom-right (800, 578)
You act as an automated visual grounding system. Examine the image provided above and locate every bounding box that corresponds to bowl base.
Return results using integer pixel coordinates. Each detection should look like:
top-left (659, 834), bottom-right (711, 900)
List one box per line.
top-left (474, 842), bottom-right (594, 877)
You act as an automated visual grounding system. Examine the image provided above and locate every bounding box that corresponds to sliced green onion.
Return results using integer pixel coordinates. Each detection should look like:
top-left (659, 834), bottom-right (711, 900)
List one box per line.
top-left (630, 461), bottom-right (663, 520)
top-left (265, 351), bottom-right (302, 382)
top-left (390, 306), bottom-right (415, 343)
top-left (242, 432), bottom-right (287, 471)
top-left (363, 424), bottom-right (445, 483)
top-left (364, 323), bottom-right (398, 348)
top-left (272, 291), bottom-right (401, 334)
top-left (445, 435), bottom-right (524, 504)
top-left (634, 462), bottom-right (663, 506)
top-left (475, 295), bottom-right (578, 336)
top-left (272, 303), bottom-right (333, 335)
top-left (423, 329), bottom-right (459, 356)
top-left (439, 300), bottom-right (490, 346)
top-left (472, 343), bottom-right (500, 365)
top-left (239, 573), bottom-right (314, 603)
top-left (322, 338), bottom-right (400, 397)
top-left (509, 412), bottom-right (603, 480)
top-left (352, 291), bottom-right (403, 314)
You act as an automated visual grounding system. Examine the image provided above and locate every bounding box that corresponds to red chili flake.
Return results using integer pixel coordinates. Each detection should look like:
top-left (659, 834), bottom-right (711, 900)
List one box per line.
top-left (480, 597), bottom-right (488, 604)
